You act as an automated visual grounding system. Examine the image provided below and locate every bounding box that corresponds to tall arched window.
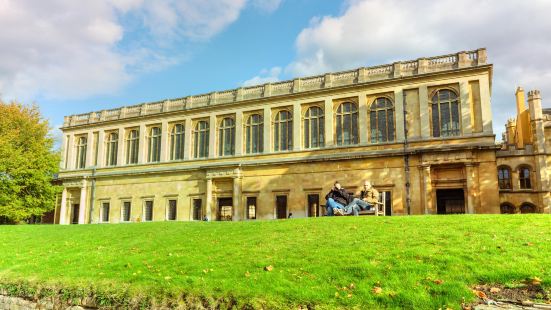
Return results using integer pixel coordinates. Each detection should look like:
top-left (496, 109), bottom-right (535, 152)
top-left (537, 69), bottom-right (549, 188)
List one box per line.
top-left (273, 110), bottom-right (293, 151)
top-left (431, 89), bottom-right (460, 137)
top-left (218, 117), bottom-right (235, 156)
top-left (336, 102), bottom-right (358, 145)
top-left (500, 203), bottom-right (515, 214)
top-left (497, 166), bottom-right (512, 189)
top-left (170, 124), bottom-right (185, 161)
top-left (520, 203), bottom-right (536, 214)
top-left (126, 129), bottom-right (139, 164)
top-left (519, 166), bottom-right (532, 189)
top-left (369, 97), bottom-right (395, 143)
top-left (105, 132), bottom-right (118, 166)
top-left (304, 106), bottom-right (324, 148)
top-left (245, 114), bottom-right (263, 154)
top-left (193, 120), bottom-right (209, 158)
top-left (148, 127), bottom-right (162, 163)
top-left (75, 136), bottom-right (87, 169)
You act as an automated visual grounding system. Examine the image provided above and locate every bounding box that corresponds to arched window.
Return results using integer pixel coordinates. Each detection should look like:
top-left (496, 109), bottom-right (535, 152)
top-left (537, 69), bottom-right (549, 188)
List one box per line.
top-left (105, 132), bottom-right (118, 167)
top-left (519, 166), bottom-right (532, 189)
top-left (273, 110), bottom-right (293, 151)
top-left (193, 120), bottom-right (209, 158)
top-left (500, 203), bottom-right (515, 214)
top-left (431, 89), bottom-right (460, 137)
top-left (148, 127), bottom-right (162, 163)
top-left (126, 129), bottom-right (139, 164)
top-left (75, 136), bottom-right (87, 169)
top-left (170, 124), bottom-right (185, 161)
top-left (336, 102), bottom-right (358, 145)
top-left (218, 117), bottom-right (235, 156)
top-left (370, 97), bottom-right (395, 143)
top-left (304, 106), bottom-right (324, 148)
top-left (497, 166), bottom-right (512, 189)
top-left (245, 114), bottom-right (263, 154)
top-left (520, 203), bottom-right (536, 214)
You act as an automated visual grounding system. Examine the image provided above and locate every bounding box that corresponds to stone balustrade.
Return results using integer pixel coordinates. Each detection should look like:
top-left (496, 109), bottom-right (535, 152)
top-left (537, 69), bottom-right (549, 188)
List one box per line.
top-left (63, 48), bottom-right (488, 128)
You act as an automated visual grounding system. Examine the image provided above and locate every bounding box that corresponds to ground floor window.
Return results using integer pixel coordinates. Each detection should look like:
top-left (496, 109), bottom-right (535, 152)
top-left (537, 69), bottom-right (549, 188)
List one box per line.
top-left (307, 194), bottom-right (319, 217)
top-left (167, 199), bottom-right (177, 221)
top-left (500, 203), bottom-right (515, 214)
top-left (276, 195), bottom-right (287, 219)
top-left (247, 197), bottom-right (257, 219)
top-left (218, 197), bottom-right (233, 221)
top-left (101, 202), bottom-right (110, 223)
top-left (436, 189), bottom-right (465, 214)
top-left (122, 201), bottom-right (131, 222)
top-left (144, 201), bottom-right (153, 221)
top-left (192, 199), bottom-right (202, 220)
top-left (520, 203), bottom-right (537, 214)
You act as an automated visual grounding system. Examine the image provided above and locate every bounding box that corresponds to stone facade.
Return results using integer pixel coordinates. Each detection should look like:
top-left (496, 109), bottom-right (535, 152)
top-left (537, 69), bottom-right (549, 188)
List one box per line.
top-left (496, 88), bottom-right (551, 214)
top-left (56, 48), bottom-right (512, 224)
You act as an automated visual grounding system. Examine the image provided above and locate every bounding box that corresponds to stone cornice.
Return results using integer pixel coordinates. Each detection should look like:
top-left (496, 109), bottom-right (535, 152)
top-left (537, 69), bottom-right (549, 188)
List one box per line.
top-left (62, 48), bottom-right (488, 130)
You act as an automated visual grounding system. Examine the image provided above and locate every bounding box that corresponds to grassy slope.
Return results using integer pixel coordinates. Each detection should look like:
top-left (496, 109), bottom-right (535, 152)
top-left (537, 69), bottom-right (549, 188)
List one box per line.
top-left (0, 215), bottom-right (550, 309)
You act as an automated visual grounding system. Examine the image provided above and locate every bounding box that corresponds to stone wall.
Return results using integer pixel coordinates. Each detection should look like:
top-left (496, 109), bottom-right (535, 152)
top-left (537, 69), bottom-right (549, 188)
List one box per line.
top-left (0, 295), bottom-right (91, 310)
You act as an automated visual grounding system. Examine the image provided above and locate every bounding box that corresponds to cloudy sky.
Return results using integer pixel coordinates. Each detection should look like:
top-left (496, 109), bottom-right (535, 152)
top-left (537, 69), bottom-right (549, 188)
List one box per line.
top-left (1, 0), bottom-right (550, 145)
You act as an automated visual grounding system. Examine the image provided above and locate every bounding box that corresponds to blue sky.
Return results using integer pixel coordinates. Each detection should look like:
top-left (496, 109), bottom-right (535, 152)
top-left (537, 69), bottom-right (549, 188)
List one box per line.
top-left (1, 0), bottom-right (550, 145)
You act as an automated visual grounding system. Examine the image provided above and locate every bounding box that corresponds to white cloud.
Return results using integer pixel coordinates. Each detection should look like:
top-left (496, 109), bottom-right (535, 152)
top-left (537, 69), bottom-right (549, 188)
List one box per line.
top-left (282, 0), bottom-right (551, 137)
top-left (242, 67), bottom-right (282, 86)
top-left (251, 0), bottom-right (283, 13)
top-left (0, 0), bottom-right (280, 101)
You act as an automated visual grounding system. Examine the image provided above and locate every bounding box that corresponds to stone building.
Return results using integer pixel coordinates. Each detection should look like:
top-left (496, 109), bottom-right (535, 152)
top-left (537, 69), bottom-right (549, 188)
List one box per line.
top-left (496, 87), bottom-right (551, 214)
top-left (55, 48), bottom-right (505, 224)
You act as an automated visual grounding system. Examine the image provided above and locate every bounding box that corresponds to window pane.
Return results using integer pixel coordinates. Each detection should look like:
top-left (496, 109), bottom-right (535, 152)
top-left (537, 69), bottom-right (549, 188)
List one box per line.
top-left (432, 103), bottom-right (440, 137)
top-left (387, 110), bottom-right (394, 142)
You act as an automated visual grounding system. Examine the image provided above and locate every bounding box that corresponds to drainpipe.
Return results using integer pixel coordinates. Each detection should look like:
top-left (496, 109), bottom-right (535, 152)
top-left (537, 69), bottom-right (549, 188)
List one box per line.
top-left (403, 92), bottom-right (411, 215)
top-left (89, 167), bottom-right (97, 224)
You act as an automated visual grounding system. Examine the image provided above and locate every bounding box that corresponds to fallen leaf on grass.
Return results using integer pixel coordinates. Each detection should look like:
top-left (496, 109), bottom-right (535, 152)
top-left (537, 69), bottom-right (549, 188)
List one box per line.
top-left (245, 271), bottom-right (250, 277)
top-left (473, 290), bottom-right (487, 299)
top-left (525, 242), bottom-right (534, 246)
top-left (490, 287), bottom-right (501, 293)
top-left (433, 279), bottom-right (443, 285)
top-left (531, 277), bottom-right (542, 285)
top-left (264, 265), bottom-right (273, 272)
top-left (372, 287), bottom-right (383, 294)
top-left (347, 293), bottom-right (353, 298)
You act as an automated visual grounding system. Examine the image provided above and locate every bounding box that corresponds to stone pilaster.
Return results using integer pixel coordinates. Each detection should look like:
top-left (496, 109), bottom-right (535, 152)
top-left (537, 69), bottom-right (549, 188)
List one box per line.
top-left (422, 165), bottom-right (433, 214)
top-left (138, 124), bottom-right (147, 164)
top-left (232, 176), bottom-right (243, 221)
top-left (465, 163), bottom-right (477, 214)
top-left (78, 180), bottom-right (87, 224)
top-left (394, 89), bottom-right (405, 142)
top-left (208, 115), bottom-right (216, 158)
top-left (358, 94), bottom-right (368, 144)
top-left (85, 131), bottom-right (94, 168)
top-left (97, 130), bottom-right (105, 168)
top-left (235, 111), bottom-right (243, 156)
top-left (206, 178), bottom-right (213, 221)
top-left (324, 98), bottom-right (334, 147)
top-left (263, 106), bottom-right (272, 153)
top-left (59, 187), bottom-right (68, 225)
top-left (419, 85), bottom-right (431, 138)
top-left (160, 121), bottom-right (169, 162)
top-left (116, 127), bottom-right (125, 166)
top-left (478, 75), bottom-right (493, 133)
top-left (293, 103), bottom-right (301, 151)
top-left (184, 118), bottom-right (192, 160)
top-left (459, 80), bottom-right (472, 135)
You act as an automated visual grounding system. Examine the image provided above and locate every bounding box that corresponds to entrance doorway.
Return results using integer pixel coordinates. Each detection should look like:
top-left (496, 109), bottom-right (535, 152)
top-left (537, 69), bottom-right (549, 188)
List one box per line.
top-left (71, 204), bottom-right (79, 224)
top-left (436, 189), bottom-right (465, 214)
top-left (218, 197), bottom-right (233, 221)
top-left (276, 195), bottom-right (287, 219)
top-left (307, 194), bottom-right (319, 217)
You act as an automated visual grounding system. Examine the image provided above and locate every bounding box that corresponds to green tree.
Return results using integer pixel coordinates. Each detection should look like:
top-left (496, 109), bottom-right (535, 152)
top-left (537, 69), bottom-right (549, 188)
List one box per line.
top-left (0, 101), bottom-right (60, 224)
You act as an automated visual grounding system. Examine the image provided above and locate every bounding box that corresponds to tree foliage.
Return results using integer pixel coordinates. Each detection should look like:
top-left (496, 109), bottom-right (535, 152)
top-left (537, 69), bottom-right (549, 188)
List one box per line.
top-left (0, 101), bottom-right (60, 224)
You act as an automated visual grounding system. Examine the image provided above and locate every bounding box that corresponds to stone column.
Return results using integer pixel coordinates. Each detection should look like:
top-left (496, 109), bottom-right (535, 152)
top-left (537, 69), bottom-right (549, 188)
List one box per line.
top-left (394, 89), bottom-right (405, 142)
top-left (78, 180), bottom-right (87, 224)
top-left (263, 106), bottom-right (272, 153)
top-left (184, 118), bottom-right (192, 160)
top-left (138, 124), bottom-right (147, 164)
top-left (85, 131), bottom-right (94, 168)
top-left (232, 176), bottom-right (242, 221)
top-left (206, 178), bottom-right (213, 221)
top-left (293, 103), bottom-right (301, 151)
top-left (117, 127), bottom-right (125, 166)
top-left (160, 120), bottom-right (169, 162)
top-left (324, 98), bottom-right (334, 146)
top-left (422, 165), bottom-right (432, 214)
top-left (235, 111), bottom-right (243, 156)
top-left (208, 115), bottom-right (216, 158)
top-left (465, 164), bottom-right (477, 214)
top-left (459, 80), bottom-right (472, 135)
top-left (419, 85), bottom-right (431, 138)
top-left (59, 187), bottom-right (68, 225)
top-left (358, 94), bottom-right (368, 144)
top-left (478, 75), bottom-right (493, 133)
top-left (96, 130), bottom-right (105, 168)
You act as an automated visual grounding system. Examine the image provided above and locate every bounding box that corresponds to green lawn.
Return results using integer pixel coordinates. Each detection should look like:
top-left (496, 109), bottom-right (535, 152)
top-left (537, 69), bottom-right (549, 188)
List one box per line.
top-left (0, 215), bottom-right (550, 309)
